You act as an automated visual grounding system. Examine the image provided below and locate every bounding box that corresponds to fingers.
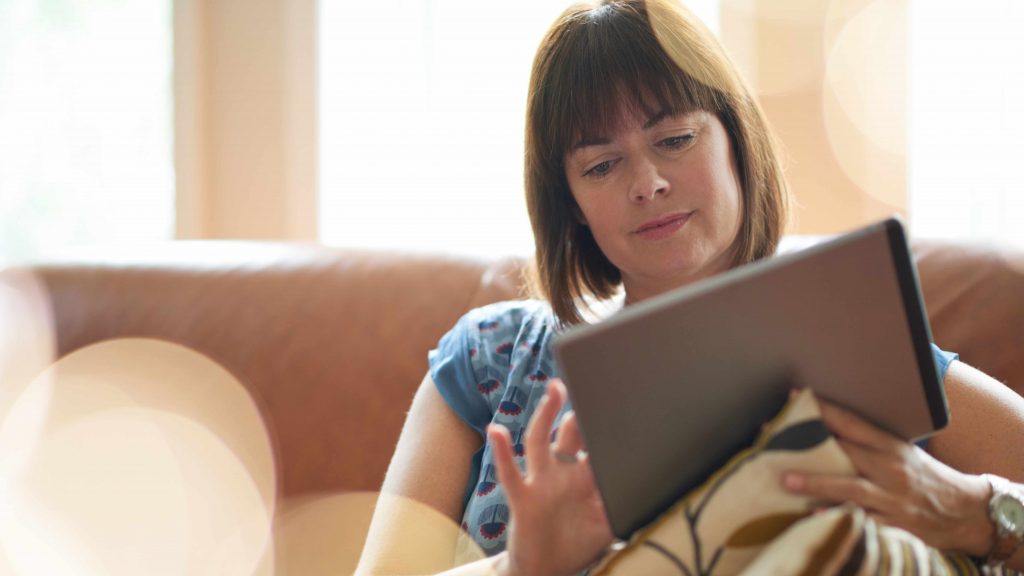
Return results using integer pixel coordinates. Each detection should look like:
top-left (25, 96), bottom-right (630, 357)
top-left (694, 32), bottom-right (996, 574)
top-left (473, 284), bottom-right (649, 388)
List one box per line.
top-left (553, 410), bottom-right (584, 457)
top-left (488, 423), bottom-right (525, 502)
top-left (817, 399), bottom-right (901, 452)
top-left (524, 379), bottom-right (566, 477)
top-left (782, 471), bottom-right (895, 513)
top-left (835, 438), bottom-right (891, 478)
top-left (488, 379), bottom-right (572, 506)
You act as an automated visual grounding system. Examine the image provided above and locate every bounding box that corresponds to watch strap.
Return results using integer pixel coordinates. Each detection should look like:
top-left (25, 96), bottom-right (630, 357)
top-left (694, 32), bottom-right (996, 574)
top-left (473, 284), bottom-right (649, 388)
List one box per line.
top-left (982, 474), bottom-right (1024, 567)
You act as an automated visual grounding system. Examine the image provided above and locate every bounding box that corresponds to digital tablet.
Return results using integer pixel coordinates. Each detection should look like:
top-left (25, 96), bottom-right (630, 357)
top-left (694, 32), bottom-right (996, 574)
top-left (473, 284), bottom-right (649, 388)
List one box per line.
top-left (551, 217), bottom-right (949, 539)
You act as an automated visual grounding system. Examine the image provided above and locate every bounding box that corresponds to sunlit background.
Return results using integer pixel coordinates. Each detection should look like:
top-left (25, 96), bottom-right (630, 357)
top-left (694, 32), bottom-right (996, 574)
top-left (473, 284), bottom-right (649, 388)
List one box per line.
top-left (0, 0), bottom-right (174, 265)
top-left (908, 0), bottom-right (1024, 243)
top-left (1, 1), bottom-right (1023, 574)
top-left (318, 0), bottom-right (719, 256)
top-left (1, 0), bottom-right (1022, 267)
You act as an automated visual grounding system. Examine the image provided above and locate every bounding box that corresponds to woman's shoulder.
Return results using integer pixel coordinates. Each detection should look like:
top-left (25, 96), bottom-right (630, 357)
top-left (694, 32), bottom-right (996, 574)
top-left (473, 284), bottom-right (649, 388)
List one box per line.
top-left (429, 299), bottom-right (556, 434)
top-left (431, 299), bottom-right (555, 374)
top-left (455, 299), bottom-right (555, 337)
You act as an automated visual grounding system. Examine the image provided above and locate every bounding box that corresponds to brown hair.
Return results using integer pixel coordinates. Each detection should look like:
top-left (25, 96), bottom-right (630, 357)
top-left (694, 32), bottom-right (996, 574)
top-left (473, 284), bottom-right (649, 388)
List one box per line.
top-left (525, 0), bottom-right (789, 326)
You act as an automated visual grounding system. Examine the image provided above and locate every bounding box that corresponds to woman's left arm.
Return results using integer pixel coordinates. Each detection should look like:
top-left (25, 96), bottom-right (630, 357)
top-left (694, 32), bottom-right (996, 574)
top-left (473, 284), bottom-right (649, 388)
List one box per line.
top-left (927, 360), bottom-right (1024, 481)
top-left (782, 360), bottom-right (1024, 569)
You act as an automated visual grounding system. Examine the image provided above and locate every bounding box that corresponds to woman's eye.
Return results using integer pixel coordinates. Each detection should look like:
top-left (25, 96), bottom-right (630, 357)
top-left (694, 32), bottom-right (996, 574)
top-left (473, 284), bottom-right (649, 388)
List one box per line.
top-left (661, 133), bottom-right (696, 150)
top-left (584, 159), bottom-right (616, 178)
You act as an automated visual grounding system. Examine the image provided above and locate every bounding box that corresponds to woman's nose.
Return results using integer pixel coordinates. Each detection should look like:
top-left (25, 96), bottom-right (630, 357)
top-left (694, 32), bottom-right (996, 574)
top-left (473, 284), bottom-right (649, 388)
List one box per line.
top-left (628, 157), bottom-right (670, 202)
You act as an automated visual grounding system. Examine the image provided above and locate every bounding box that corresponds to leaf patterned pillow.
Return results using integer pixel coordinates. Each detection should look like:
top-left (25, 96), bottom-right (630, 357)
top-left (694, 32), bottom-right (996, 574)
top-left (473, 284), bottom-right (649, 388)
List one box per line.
top-left (590, 389), bottom-right (1011, 576)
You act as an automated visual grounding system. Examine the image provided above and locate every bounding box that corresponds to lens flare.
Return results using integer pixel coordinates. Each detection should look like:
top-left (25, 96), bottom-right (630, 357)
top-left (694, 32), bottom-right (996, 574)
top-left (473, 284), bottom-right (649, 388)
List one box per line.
top-left (0, 338), bottom-right (276, 576)
top-left (271, 491), bottom-right (488, 575)
top-left (822, 0), bottom-right (907, 212)
top-left (0, 270), bottom-right (56, 471)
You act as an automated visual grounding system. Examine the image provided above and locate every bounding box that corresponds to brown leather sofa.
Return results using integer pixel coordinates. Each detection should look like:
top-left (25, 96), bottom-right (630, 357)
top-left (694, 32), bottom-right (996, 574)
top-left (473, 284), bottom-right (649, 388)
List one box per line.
top-left (4, 239), bottom-right (1024, 553)
top-left (6, 239), bottom-right (1024, 499)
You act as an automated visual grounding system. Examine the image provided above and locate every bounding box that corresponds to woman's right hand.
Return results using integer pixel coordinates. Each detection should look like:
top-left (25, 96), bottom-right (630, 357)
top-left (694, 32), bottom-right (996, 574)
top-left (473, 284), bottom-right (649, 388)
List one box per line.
top-left (488, 379), bottom-right (615, 576)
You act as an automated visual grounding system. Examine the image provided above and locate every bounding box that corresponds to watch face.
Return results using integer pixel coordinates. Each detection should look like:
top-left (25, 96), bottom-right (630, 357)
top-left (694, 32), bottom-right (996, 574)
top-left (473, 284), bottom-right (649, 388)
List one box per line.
top-left (994, 493), bottom-right (1024, 535)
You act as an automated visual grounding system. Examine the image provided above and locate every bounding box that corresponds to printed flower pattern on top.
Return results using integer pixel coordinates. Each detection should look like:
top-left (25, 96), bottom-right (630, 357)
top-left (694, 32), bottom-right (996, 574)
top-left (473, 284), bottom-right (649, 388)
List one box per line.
top-left (429, 300), bottom-right (568, 556)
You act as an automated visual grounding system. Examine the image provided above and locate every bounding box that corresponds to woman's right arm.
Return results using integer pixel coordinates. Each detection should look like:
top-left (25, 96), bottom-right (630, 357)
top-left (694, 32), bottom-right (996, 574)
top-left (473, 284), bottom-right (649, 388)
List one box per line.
top-left (356, 372), bottom-right (487, 574)
top-left (357, 374), bottom-right (614, 576)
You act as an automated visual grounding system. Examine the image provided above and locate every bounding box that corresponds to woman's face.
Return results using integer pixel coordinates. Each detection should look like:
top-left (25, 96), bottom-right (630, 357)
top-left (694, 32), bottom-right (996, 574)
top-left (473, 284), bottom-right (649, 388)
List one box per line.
top-left (564, 108), bottom-right (743, 303)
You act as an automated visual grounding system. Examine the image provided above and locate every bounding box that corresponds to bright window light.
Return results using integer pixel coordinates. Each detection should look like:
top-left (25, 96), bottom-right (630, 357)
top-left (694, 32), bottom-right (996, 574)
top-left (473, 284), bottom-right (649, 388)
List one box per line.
top-left (0, 0), bottom-right (174, 267)
top-left (909, 0), bottom-right (1024, 247)
top-left (318, 0), bottom-right (720, 257)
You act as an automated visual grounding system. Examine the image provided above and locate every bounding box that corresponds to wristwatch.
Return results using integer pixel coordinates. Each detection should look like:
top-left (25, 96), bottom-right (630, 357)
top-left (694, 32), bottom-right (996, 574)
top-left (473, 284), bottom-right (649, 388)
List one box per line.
top-left (982, 474), bottom-right (1024, 567)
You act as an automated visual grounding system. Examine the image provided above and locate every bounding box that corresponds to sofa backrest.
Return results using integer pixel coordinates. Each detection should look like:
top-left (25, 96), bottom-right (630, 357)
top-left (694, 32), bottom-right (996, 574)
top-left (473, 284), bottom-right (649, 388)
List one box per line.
top-left (14, 243), bottom-right (526, 499)
top-left (913, 240), bottom-right (1024, 395)
top-left (4, 239), bottom-right (1023, 500)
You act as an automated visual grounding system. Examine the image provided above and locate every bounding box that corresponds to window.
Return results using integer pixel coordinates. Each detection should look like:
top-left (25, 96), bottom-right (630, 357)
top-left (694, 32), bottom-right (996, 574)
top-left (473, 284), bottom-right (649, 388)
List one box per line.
top-left (909, 0), bottom-right (1024, 246)
top-left (0, 0), bottom-right (174, 266)
top-left (318, 0), bottom-right (720, 257)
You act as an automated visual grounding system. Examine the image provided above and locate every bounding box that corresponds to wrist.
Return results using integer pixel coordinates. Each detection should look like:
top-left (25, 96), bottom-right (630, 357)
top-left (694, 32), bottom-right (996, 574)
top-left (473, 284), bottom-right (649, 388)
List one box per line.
top-left (978, 474), bottom-right (1024, 567)
top-left (955, 472), bottom-right (997, 557)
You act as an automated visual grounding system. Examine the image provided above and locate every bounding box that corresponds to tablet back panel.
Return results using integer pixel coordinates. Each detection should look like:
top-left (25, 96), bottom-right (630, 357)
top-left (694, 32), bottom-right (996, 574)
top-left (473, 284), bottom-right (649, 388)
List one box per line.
top-left (552, 218), bottom-right (948, 539)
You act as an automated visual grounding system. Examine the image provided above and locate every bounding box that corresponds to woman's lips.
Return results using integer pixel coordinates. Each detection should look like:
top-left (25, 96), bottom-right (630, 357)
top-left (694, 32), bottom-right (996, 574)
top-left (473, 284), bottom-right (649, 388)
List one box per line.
top-left (633, 212), bottom-right (692, 240)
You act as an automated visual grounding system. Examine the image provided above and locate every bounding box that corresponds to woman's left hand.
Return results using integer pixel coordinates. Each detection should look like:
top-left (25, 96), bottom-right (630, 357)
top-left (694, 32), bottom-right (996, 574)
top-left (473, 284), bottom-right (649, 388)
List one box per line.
top-left (781, 398), bottom-right (994, 556)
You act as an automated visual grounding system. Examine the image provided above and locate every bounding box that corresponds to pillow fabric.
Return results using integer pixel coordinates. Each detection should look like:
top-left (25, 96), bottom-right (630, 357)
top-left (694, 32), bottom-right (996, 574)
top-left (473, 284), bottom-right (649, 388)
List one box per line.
top-left (592, 389), bottom-right (1012, 575)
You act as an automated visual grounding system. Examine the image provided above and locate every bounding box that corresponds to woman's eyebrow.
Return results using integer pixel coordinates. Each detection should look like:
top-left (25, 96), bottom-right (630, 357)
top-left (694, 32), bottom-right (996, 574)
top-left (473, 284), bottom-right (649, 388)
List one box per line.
top-left (571, 137), bottom-right (611, 152)
top-left (570, 109), bottom-right (695, 152)
top-left (643, 109), bottom-right (674, 130)
top-left (644, 108), bottom-right (699, 130)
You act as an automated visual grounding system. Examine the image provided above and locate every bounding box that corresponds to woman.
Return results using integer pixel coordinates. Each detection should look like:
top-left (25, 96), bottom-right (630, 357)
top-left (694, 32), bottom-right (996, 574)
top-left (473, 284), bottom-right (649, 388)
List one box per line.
top-left (359, 1), bottom-right (1024, 574)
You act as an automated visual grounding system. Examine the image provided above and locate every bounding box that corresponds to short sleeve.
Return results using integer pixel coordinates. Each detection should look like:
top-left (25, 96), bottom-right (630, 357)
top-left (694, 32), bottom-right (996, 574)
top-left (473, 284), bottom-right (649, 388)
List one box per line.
top-left (931, 342), bottom-right (958, 380)
top-left (917, 343), bottom-right (960, 450)
top-left (428, 310), bottom-right (494, 436)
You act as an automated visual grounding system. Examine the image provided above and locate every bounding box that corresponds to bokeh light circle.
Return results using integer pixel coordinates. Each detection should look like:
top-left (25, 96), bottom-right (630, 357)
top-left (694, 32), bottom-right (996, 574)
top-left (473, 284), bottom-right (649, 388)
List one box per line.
top-left (0, 338), bottom-right (276, 576)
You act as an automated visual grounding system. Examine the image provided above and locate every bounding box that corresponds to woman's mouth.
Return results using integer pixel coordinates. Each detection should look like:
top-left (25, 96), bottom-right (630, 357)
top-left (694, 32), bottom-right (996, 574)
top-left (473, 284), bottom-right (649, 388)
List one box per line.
top-left (633, 211), bottom-right (693, 240)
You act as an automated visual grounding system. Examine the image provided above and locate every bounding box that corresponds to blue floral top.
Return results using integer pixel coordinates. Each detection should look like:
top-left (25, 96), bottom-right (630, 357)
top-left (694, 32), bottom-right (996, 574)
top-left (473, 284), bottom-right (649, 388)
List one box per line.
top-left (428, 299), bottom-right (959, 557)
